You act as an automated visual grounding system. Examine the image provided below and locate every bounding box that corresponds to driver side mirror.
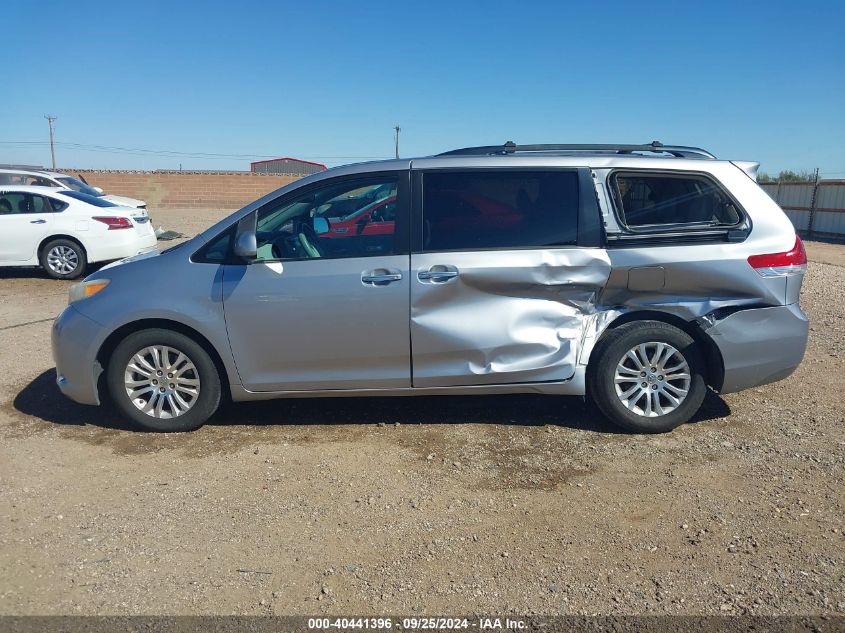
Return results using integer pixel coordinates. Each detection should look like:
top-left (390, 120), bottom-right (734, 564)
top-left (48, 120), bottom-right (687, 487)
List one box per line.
top-left (233, 213), bottom-right (257, 259)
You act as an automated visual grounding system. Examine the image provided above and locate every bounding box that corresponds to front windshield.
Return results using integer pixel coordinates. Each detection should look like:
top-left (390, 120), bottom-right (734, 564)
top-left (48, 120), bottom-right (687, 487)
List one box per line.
top-left (57, 176), bottom-right (103, 197)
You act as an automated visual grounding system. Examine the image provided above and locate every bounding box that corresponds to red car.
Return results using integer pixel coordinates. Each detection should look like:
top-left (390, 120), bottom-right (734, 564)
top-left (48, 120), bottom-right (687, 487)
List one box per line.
top-left (323, 195), bottom-right (396, 238)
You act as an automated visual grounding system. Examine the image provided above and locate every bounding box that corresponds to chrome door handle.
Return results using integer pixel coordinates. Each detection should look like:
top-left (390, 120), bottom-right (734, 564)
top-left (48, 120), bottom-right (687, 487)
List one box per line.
top-left (362, 272), bottom-right (403, 285)
top-left (30, 219), bottom-right (47, 224)
top-left (418, 269), bottom-right (459, 282)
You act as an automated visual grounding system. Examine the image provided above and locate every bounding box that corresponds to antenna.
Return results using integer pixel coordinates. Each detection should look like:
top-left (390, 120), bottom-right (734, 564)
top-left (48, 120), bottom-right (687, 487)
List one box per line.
top-left (394, 125), bottom-right (401, 159)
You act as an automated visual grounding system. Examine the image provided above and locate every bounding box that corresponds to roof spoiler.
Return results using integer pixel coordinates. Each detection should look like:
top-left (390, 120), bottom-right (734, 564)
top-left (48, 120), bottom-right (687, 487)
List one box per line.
top-left (731, 161), bottom-right (760, 181)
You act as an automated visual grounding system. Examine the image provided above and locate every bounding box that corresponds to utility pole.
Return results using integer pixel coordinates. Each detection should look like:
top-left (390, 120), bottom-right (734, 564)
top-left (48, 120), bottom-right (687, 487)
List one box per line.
top-left (44, 115), bottom-right (57, 170)
top-left (394, 125), bottom-right (401, 159)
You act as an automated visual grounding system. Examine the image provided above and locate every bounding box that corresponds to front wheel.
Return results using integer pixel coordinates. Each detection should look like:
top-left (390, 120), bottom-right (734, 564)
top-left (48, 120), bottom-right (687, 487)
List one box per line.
top-left (587, 321), bottom-right (707, 433)
top-left (106, 329), bottom-right (221, 432)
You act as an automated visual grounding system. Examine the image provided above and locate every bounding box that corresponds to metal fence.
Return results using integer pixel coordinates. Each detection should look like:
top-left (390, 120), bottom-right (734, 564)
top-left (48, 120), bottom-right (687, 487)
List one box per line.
top-left (761, 180), bottom-right (845, 240)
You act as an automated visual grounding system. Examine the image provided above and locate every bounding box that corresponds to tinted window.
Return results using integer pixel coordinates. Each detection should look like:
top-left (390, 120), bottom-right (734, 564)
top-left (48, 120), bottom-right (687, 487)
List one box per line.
top-left (0, 192), bottom-right (62, 214)
top-left (0, 193), bottom-right (23, 214)
top-left (47, 196), bottom-right (68, 212)
top-left (612, 172), bottom-right (741, 229)
top-left (23, 175), bottom-right (57, 187)
top-left (254, 177), bottom-right (400, 261)
top-left (57, 190), bottom-right (117, 207)
top-left (0, 173), bottom-right (57, 187)
top-left (195, 228), bottom-right (233, 262)
top-left (30, 194), bottom-right (52, 212)
top-left (422, 171), bottom-right (579, 251)
top-left (1, 174), bottom-right (57, 187)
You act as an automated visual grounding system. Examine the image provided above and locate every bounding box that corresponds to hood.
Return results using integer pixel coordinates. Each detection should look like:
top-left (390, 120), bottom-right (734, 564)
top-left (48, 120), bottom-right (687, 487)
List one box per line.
top-left (97, 247), bottom-right (162, 272)
top-left (102, 193), bottom-right (146, 208)
top-left (95, 234), bottom-right (204, 274)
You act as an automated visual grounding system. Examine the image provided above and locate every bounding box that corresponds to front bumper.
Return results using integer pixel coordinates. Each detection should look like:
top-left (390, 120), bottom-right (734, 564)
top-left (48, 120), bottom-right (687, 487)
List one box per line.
top-left (52, 305), bottom-right (106, 406)
top-left (704, 303), bottom-right (809, 394)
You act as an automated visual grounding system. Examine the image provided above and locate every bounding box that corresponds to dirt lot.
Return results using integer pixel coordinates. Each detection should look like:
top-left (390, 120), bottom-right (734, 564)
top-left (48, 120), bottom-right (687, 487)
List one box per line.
top-left (0, 210), bottom-right (843, 617)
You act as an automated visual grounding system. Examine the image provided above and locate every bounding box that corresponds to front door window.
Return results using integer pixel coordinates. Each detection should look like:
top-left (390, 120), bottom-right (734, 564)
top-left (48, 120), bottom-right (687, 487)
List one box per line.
top-left (254, 178), bottom-right (399, 261)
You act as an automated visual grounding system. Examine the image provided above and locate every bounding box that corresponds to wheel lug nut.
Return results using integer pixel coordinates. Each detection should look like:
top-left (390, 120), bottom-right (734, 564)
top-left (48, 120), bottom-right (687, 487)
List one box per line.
top-left (641, 382), bottom-right (647, 388)
top-left (159, 387), bottom-right (166, 393)
top-left (640, 372), bottom-right (646, 377)
top-left (157, 371), bottom-right (163, 376)
top-left (169, 384), bottom-right (175, 389)
top-left (152, 379), bottom-right (158, 385)
top-left (167, 373), bottom-right (173, 378)
top-left (658, 375), bottom-right (664, 381)
top-left (651, 384), bottom-right (658, 390)
top-left (650, 367), bottom-right (656, 372)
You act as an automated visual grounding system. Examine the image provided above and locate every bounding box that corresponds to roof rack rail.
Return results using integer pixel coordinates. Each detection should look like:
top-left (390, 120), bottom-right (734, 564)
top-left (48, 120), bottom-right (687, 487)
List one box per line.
top-left (437, 141), bottom-right (716, 160)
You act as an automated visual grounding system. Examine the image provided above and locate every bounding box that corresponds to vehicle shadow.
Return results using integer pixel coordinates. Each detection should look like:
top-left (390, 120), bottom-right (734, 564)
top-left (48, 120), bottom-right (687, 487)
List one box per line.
top-left (0, 262), bottom-right (109, 280)
top-left (0, 267), bottom-right (54, 280)
top-left (14, 369), bottom-right (732, 434)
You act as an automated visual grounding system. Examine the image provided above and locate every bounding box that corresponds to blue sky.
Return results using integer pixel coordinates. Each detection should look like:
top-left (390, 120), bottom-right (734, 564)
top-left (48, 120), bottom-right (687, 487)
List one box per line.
top-left (1, 0), bottom-right (843, 176)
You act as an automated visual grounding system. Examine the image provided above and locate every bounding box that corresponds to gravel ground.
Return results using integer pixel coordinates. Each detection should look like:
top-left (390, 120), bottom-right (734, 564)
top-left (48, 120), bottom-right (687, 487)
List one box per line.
top-left (0, 210), bottom-right (842, 616)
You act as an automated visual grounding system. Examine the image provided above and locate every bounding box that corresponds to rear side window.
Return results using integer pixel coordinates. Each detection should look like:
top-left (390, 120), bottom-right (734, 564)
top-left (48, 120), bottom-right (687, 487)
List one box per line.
top-left (47, 196), bottom-right (68, 212)
top-left (422, 171), bottom-right (579, 251)
top-left (611, 172), bottom-right (741, 230)
top-left (23, 175), bottom-right (57, 187)
top-left (0, 192), bottom-right (64, 214)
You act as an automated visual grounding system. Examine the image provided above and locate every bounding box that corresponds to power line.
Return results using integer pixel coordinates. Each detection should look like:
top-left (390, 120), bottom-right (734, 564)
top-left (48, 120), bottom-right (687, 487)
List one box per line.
top-left (0, 140), bottom-right (388, 162)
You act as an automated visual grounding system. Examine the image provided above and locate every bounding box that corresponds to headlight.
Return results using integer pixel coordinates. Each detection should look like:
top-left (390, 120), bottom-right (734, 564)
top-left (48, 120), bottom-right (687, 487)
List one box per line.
top-left (69, 279), bottom-right (110, 304)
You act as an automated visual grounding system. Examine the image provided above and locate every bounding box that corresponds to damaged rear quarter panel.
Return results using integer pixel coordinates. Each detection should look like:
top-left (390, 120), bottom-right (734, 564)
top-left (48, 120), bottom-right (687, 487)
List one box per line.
top-left (410, 248), bottom-right (611, 387)
top-left (576, 243), bottom-right (789, 369)
top-left (600, 244), bottom-right (787, 319)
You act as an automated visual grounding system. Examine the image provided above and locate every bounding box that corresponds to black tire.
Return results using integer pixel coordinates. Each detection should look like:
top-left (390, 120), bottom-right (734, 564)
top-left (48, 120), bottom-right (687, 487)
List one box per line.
top-left (40, 238), bottom-right (86, 280)
top-left (106, 329), bottom-right (221, 432)
top-left (587, 321), bottom-right (707, 433)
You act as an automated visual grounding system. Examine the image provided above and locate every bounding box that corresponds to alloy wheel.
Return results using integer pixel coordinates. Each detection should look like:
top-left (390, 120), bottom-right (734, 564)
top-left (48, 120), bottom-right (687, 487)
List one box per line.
top-left (614, 342), bottom-right (691, 417)
top-left (124, 345), bottom-right (201, 418)
top-left (47, 245), bottom-right (79, 275)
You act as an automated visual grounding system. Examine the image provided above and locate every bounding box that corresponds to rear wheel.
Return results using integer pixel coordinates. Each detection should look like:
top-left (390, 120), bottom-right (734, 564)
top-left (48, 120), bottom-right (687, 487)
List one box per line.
top-left (40, 238), bottom-right (86, 280)
top-left (106, 329), bottom-right (221, 432)
top-left (587, 321), bottom-right (707, 433)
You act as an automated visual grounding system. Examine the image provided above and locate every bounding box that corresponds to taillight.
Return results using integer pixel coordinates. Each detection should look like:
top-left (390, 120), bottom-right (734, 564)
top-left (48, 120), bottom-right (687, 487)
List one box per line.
top-left (747, 236), bottom-right (807, 277)
top-left (92, 216), bottom-right (133, 230)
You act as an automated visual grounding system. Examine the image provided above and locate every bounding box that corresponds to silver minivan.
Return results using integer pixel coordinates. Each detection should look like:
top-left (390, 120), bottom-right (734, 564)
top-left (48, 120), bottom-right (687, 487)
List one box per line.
top-left (52, 142), bottom-right (809, 433)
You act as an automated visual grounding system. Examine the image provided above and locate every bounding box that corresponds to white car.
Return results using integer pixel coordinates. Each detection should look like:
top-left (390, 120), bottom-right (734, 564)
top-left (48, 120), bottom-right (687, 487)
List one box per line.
top-left (0, 168), bottom-right (147, 209)
top-left (0, 186), bottom-right (156, 279)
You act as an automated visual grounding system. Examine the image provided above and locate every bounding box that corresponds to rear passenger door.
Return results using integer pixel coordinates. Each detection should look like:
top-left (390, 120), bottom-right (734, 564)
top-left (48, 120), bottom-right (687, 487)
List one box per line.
top-left (0, 192), bottom-right (56, 264)
top-left (409, 167), bottom-right (610, 387)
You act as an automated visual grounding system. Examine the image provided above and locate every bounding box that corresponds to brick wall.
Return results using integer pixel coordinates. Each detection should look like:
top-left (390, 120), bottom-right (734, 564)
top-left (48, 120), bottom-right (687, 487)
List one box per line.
top-left (68, 170), bottom-right (303, 210)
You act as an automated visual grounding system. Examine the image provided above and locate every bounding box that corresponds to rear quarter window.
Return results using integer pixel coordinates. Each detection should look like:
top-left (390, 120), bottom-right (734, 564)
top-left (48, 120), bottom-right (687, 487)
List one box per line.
top-left (611, 172), bottom-right (742, 231)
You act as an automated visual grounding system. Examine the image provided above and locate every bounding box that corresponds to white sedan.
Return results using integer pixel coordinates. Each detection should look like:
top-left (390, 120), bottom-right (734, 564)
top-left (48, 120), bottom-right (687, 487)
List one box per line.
top-left (0, 186), bottom-right (157, 279)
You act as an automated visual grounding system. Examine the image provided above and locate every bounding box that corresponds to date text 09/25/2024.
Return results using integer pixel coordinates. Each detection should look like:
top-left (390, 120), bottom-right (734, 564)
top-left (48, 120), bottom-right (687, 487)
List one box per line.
top-left (307, 617), bottom-right (527, 630)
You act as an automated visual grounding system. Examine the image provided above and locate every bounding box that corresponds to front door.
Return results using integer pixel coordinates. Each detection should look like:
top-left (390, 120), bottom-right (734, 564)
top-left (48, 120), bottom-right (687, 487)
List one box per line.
top-left (410, 168), bottom-right (610, 387)
top-left (222, 172), bottom-right (411, 392)
top-left (0, 191), bottom-right (53, 264)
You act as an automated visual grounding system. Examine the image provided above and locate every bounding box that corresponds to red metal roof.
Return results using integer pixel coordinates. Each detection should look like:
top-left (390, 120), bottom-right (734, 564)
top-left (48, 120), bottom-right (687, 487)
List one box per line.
top-left (250, 157), bottom-right (327, 170)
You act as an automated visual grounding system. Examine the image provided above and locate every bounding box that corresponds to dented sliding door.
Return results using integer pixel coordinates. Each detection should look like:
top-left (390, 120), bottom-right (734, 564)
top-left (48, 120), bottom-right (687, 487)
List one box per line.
top-left (409, 167), bottom-right (610, 388)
